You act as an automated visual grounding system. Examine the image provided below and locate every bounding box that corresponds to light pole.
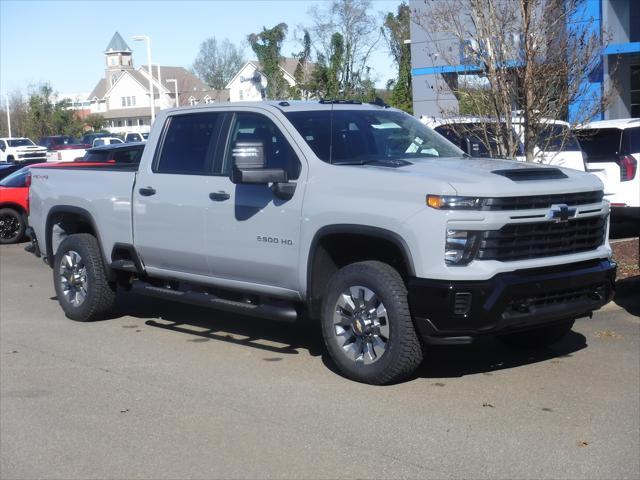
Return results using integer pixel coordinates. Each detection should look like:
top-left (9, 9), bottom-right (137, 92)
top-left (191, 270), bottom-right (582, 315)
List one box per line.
top-left (167, 79), bottom-right (179, 107)
top-left (4, 94), bottom-right (11, 138)
top-left (133, 35), bottom-right (155, 124)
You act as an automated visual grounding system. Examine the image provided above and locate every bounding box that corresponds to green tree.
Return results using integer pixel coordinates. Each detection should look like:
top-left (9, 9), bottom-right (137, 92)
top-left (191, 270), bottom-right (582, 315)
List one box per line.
top-left (289, 30), bottom-right (312, 99)
top-left (382, 2), bottom-right (412, 113)
top-left (83, 113), bottom-right (107, 132)
top-left (24, 84), bottom-right (83, 139)
top-left (308, 32), bottom-right (344, 99)
top-left (248, 23), bottom-right (289, 100)
top-left (192, 37), bottom-right (246, 90)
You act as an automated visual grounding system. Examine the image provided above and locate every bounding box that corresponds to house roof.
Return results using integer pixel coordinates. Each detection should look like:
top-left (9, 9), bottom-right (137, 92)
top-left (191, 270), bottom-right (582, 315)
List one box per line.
top-left (225, 58), bottom-right (316, 88)
top-left (105, 32), bottom-right (131, 53)
top-left (88, 78), bottom-right (107, 100)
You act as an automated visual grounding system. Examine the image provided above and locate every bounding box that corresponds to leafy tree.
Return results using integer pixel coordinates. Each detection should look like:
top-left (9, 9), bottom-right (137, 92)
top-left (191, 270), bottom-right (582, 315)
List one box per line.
top-left (307, 0), bottom-right (381, 97)
top-left (248, 23), bottom-right (290, 100)
top-left (83, 113), bottom-right (107, 132)
top-left (382, 2), bottom-right (412, 112)
top-left (290, 30), bottom-right (313, 99)
top-left (192, 37), bottom-right (246, 90)
top-left (23, 84), bottom-right (83, 139)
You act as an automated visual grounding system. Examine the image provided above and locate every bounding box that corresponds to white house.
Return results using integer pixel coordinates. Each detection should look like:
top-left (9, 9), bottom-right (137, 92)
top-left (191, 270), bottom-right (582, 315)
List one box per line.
top-left (226, 59), bottom-right (315, 101)
top-left (87, 32), bottom-right (228, 134)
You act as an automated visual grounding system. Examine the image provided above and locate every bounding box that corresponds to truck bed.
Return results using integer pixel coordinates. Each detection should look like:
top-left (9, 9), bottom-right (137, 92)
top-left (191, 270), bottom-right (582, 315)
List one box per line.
top-left (29, 164), bottom-right (138, 260)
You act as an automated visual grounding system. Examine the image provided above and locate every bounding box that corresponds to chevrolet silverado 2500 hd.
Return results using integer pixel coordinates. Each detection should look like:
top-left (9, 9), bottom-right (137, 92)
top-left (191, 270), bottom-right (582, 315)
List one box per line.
top-left (27, 101), bottom-right (616, 384)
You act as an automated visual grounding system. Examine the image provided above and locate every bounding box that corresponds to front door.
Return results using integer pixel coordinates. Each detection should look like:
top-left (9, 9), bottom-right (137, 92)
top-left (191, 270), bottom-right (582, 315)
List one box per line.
top-left (204, 110), bottom-right (307, 293)
top-left (133, 111), bottom-right (226, 277)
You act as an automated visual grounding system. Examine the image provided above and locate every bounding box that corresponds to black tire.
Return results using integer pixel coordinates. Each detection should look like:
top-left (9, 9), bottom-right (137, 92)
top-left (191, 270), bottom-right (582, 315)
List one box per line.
top-left (321, 261), bottom-right (423, 385)
top-left (0, 208), bottom-right (26, 244)
top-left (53, 233), bottom-right (116, 322)
top-left (498, 320), bottom-right (575, 348)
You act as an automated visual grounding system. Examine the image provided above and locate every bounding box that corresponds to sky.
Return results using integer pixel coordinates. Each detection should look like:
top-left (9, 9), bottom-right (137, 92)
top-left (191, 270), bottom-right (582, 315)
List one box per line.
top-left (0, 0), bottom-right (401, 98)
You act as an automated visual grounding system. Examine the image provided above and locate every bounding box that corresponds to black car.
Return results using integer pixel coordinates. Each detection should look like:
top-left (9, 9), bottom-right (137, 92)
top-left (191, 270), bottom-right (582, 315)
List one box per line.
top-left (79, 142), bottom-right (145, 164)
top-left (81, 132), bottom-right (112, 145)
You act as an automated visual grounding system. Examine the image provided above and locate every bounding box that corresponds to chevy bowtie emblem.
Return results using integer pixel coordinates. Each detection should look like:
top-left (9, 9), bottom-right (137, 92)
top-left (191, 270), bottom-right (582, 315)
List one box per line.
top-left (546, 204), bottom-right (576, 223)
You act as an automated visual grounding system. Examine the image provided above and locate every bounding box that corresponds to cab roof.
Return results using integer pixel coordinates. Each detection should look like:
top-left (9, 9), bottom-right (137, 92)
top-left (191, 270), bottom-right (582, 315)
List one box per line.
top-left (164, 99), bottom-right (397, 114)
top-left (576, 118), bottom-right (640, 130)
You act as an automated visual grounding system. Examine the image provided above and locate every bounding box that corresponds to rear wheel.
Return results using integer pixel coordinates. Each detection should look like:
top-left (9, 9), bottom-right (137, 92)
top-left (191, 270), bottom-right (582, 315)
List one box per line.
top-left (321, 261), bottom-right (423, 385)
top-left (0, 208), bottom-right (25, 244)
top-left (53, 233), bottom-right (116, 321)
top-left (498, 320), bottom-right (575, 348)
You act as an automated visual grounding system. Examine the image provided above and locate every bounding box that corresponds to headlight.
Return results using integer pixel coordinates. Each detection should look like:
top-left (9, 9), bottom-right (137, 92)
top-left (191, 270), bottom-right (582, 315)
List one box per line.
top-left (445, 229), bottom-right (481, 265)
top-left (427, 195), bottom-right (484, 210)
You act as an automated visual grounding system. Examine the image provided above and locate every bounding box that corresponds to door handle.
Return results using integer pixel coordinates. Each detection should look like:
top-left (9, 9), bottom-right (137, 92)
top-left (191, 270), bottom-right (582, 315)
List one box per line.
top-left (209, 191), bottom-right (230, 201)
top-left (139, 187), bottom-right (156, 196)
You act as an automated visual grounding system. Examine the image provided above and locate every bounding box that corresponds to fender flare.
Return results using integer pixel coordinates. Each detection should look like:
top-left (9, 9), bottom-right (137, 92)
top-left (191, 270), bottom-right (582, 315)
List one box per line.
top-left (305, 224), bottom-right (416, 300)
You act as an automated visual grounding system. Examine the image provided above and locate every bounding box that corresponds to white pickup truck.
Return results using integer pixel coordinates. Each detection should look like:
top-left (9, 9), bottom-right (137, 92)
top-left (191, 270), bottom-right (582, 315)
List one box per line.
top-left (0, 137), bottom-right (48, 163)
top-left (27, 100), bottom-right (616, 384)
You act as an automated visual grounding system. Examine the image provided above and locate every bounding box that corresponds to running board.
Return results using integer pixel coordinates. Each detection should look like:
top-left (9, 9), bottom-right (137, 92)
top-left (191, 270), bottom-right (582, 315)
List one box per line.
top-left (131, 281), bottom-right (298, 323)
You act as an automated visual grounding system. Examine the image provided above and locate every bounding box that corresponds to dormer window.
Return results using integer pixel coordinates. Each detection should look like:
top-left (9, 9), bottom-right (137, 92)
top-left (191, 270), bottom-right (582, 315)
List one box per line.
top-left (189, 96), bottom-right (197, 106)
top-left (204, 95), bottom-right (212, 104)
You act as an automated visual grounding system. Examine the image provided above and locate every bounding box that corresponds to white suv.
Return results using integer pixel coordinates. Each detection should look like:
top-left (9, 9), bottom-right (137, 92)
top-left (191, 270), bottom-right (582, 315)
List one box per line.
top-left (422, 116), bottom-right (586, 171)
top-left (575, 119), bottom-right (639, 235)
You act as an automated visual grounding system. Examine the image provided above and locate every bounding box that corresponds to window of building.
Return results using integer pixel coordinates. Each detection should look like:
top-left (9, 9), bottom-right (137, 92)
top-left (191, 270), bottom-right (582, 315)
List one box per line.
top-left (155, 112), bottom-right (224, 175)
top-left (220, 112), bottom-right (301, 179)
top-left (138, 118), bottom-right (145, 126)
top-left (189, 96), bottom-right (197, 106)
top-left (631, 65), bottom-right (639, 118)
top-left (127, 119), bottom-right (133, 127)
top-left (117, 120), bottom-right (123, 127)
top-left (204, 95), bottom-right (212, 104)
top-left (239, 90), bottom-right (244, 101)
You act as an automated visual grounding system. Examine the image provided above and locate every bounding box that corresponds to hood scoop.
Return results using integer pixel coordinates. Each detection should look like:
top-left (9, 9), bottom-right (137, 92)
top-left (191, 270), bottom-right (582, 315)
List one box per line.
top-left (492, 167), bottom-right (568, 181)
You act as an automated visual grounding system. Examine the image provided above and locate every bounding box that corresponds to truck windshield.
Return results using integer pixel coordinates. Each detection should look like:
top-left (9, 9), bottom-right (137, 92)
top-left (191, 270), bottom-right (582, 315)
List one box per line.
top-left (284, 110), bottom-right (464, 164)
top-left (7, 139), bottom-right (35, 147)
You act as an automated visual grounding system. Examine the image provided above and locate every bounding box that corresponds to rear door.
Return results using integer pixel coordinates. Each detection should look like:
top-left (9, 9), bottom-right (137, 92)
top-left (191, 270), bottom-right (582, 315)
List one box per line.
top-left (133, 111), bottom-right (227, 276)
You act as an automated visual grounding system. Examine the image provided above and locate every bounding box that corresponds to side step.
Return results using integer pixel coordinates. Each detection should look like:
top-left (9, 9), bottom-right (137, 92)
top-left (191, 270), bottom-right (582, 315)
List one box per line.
top-left (131, 281), bottom-right (298, 323)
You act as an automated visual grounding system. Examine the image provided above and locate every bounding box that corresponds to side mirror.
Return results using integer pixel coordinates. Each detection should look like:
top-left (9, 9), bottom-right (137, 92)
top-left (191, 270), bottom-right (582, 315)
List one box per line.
top-left (230, 140), bottom-right (288, 184)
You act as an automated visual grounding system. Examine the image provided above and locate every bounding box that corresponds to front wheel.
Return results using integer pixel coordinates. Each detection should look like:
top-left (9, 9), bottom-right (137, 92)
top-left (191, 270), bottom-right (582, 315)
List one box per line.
top-left (321, 261), bottom-right (423, 385)
top-left (0, 208), bottom-right (25, 244)
top-left (53, 233), bottom-right (116, 321)
top-left (498, 320), bottom-right (575, 348)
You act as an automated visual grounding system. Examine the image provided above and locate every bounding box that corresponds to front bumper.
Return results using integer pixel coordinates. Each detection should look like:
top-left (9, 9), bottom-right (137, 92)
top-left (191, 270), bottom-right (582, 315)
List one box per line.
top-left (408, 259), bottom-right (616, 343)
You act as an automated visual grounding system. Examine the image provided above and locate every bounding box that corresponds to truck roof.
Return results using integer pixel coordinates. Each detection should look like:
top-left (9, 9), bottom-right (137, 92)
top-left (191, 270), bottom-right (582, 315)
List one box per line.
top-left (164, 99), bottom-right (397, 114)
top-left (576, 118), bottom-right (640, 130)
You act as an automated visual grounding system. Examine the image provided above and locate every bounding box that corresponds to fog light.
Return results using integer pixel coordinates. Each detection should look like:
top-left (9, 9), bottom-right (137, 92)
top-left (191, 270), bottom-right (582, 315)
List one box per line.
top-left (445, 230), bottom-right (481, 265)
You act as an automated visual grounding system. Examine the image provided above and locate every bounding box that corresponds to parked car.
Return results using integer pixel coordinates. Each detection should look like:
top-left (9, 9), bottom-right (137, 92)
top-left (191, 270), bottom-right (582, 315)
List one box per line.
top-left (27, 100), bottom-right (615, 384)
top-left (79, 142), bottom-right (145, 164)
top-left (575, 118), bottom-right (639, 236)
top-left (123, 132), bottom-right (147, 143)
top-left (0, 137), bottom-right (48, 163)
top-left (37, 135), bottom-right (90, 162)
top-left (0, 162), bottom-right (28, 180)
top-left (423, 116), bottom-right (586, 171)
top-left (92, 137), bottom-right (124, 147)
top-left (81, 132), bottom-right (111, 145)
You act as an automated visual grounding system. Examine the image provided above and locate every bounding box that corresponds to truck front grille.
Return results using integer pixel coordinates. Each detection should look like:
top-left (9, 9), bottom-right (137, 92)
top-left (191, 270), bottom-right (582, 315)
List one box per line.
top-left (477, 216), bottom-right (606, 261)
top-left (19, 152), bottom-right (46, 159)
top-left (482, 191), bottom-right (603, 211)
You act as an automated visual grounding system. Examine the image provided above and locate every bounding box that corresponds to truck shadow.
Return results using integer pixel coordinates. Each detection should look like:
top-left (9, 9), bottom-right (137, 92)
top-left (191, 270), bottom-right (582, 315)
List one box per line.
top-left (115, 291), bottom-right (588, 381)
top-left (414, 330), bottom-right (587, 379)
top-left (113, 292), bottom-right (325, 357)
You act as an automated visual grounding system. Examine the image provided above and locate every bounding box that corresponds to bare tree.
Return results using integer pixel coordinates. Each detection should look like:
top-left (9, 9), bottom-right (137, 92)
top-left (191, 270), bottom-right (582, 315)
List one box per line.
top-left (192, 37), bottom-right (246, 90)
top-left (307, 0), bottom-right (381, 97)
top-left (413, 0), bottom-right (614, 162)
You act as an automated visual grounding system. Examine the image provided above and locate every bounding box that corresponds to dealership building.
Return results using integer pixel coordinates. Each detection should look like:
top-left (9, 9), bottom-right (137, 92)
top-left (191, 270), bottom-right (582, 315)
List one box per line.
top-left (409, 0), bottom-right (639, 120)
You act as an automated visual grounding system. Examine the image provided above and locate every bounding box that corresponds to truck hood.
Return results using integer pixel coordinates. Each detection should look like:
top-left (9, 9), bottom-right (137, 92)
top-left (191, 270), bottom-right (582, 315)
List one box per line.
top-left (362, 157), bottom-right (602, 197)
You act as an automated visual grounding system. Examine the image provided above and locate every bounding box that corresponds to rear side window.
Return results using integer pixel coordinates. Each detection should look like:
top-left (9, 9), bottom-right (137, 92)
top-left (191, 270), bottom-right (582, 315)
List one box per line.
top-left (622, 127), bottom-right (640, 154)
top-left (113, 147), bottom-right (143, 164)
top-left (576, 128), bottom-right (622, 160)
top-left (83, 151), bottom-right (110, 162)
top-left (155, 113), bottom-right (224, 175)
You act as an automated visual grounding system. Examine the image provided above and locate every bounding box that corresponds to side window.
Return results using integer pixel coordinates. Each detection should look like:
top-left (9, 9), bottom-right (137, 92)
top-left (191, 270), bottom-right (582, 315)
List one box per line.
top-left (221, 112), bottom-right (301, 179)
top-left (113, 148), bottom-right (143, 164)
top-left (0, 140), bottom-right (6, 151)
top-left (156, 113), bottom-right (223, 175)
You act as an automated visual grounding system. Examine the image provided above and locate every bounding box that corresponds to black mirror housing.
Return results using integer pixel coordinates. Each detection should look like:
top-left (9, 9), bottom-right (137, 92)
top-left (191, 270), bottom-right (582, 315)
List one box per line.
top-left (231, 167), bottom-right (288, 185)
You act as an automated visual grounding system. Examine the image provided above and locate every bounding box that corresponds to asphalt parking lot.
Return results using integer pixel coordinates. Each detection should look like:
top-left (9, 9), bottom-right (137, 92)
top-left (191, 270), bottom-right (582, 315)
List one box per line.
top-left (1, 242), bottom-right (639, 480)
